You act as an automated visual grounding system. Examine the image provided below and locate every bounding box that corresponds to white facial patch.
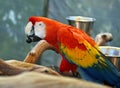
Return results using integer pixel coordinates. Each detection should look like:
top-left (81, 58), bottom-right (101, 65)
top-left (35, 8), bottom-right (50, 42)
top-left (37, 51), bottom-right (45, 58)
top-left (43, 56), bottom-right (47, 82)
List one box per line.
top-left (25, 22), bottom-right (33, 35)
top-left (34, 22), bottom-right (46, 39)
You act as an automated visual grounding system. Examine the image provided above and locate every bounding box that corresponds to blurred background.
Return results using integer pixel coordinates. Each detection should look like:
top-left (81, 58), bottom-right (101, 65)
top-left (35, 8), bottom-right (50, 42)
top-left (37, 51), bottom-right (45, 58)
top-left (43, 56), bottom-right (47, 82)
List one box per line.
top-left (0, 0), bottom-right (120, 66)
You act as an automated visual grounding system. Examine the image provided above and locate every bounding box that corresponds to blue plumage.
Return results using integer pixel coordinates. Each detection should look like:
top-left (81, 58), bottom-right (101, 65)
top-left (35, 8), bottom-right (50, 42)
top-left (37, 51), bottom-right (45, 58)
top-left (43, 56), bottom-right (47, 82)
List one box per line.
top-left (77, 53), bottom-right (120, 88)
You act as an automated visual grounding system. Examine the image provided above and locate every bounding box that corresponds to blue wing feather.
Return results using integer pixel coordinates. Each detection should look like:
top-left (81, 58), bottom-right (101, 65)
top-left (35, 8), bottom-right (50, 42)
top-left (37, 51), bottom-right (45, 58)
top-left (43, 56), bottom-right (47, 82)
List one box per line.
top-left (77, 53), bottom-right (120, 87)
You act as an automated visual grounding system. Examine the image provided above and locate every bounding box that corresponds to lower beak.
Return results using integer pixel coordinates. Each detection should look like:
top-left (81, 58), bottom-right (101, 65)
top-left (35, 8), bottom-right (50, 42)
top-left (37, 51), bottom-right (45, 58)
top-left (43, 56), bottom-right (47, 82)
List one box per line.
top-left (26, 35), bottom-right (42, 43)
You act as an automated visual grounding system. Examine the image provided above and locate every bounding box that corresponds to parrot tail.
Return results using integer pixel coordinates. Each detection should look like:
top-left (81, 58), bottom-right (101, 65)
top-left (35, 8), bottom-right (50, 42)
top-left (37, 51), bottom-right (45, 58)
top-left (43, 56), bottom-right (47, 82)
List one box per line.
top-left (77, 51), bottom-right (120, 88)
top-left (99, 51), bottom-right (120, 88)
top-left (77, 66), bottom-right (120, 88)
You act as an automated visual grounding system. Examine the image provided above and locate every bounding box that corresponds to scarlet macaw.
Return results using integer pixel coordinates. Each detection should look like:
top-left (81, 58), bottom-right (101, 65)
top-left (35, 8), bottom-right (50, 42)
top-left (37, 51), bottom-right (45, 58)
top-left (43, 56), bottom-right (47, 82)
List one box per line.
top-left (25, 16), bottom-right (120, 88)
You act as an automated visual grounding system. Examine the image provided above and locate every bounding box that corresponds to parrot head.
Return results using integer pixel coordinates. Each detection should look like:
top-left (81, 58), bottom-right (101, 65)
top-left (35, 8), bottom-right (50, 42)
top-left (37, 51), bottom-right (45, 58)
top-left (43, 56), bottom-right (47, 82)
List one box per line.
top-left (25, 16), bottom-right (60, 45)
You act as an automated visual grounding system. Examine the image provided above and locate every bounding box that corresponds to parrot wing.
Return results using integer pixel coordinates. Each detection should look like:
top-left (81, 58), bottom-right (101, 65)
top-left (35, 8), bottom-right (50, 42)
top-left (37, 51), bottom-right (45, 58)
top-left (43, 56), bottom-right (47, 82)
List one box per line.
top-left (57, 26), bottom-right (120, 87)
top-left (57, 26), bottom-right (100, 67)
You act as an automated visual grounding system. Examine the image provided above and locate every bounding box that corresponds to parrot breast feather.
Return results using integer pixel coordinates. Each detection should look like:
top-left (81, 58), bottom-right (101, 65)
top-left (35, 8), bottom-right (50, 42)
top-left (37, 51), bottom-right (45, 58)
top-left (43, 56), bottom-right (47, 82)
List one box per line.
top-left (57, 27), bottom-right (106, 68)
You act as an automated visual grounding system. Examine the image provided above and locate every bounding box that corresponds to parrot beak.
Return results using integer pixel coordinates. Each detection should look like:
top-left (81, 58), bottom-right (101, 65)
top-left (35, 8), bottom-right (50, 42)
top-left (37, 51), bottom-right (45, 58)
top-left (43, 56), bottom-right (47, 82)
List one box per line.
top-left (26, 35), bottom-right (42, 43)
top-left (25, 22), bottom-right (42, 43)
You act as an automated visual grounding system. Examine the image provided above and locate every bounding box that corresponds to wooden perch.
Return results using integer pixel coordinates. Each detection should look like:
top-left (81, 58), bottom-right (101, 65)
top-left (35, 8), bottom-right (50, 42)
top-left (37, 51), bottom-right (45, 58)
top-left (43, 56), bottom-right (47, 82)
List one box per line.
top-left (95, 33), bottom-right (113, 46)
top-left (0, 59), bottom-right (60, 76)
top-left (0, 59), bottom-right (26, 75)
top-left (0, 72), bottom-right (110, 88)
top-left (24, 40), bottom-right (56, 63)
top-left (0, 59), bottom-right (111, 88)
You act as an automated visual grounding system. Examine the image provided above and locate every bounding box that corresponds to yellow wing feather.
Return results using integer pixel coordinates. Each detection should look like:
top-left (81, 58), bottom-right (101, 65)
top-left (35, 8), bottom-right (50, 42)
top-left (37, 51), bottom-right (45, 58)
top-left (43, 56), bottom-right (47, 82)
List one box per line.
top-left (60, 40), bottom-right (105, 68)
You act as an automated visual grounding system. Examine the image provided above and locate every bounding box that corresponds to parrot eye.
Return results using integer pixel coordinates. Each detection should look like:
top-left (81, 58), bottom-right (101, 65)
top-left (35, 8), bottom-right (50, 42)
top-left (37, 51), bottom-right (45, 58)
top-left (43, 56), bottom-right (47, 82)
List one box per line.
top-left (39, 23), bottom-right (42, 26)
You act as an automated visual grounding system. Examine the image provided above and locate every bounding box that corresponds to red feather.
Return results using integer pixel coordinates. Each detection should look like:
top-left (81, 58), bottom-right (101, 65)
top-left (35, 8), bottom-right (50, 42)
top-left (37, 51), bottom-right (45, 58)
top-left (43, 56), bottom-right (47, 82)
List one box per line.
top-left (60, 56), bottom-right (77, 74)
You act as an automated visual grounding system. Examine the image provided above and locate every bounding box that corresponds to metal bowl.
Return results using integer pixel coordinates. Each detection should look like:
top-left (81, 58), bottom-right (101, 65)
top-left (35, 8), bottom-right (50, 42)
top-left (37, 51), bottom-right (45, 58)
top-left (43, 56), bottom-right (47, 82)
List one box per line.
top-left (100, 46), bottom-right (120, 71)
top-left (66, 16), bottom-right (96, 36)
